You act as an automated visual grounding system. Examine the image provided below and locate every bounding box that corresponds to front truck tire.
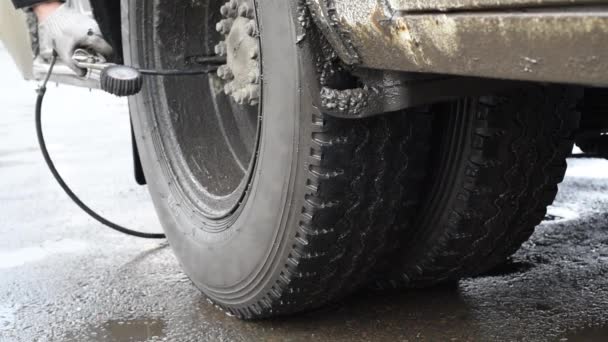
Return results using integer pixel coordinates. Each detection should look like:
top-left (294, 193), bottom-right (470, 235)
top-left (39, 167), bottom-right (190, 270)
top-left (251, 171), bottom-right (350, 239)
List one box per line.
top-left (376, 86), bottom-right (580, 288)
top-left (123, 0), bottom-right (432, 318)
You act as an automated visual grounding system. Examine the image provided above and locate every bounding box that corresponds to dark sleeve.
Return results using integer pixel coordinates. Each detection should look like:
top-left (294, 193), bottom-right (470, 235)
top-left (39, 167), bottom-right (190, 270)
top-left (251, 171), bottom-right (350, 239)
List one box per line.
top-left (12, 0), bottom-right (63, 9)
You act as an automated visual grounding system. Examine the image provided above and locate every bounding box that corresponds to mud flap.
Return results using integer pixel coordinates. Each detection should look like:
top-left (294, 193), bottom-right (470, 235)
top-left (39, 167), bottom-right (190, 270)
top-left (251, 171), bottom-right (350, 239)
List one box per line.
top-left (131, 120), bottom-right (146, 185)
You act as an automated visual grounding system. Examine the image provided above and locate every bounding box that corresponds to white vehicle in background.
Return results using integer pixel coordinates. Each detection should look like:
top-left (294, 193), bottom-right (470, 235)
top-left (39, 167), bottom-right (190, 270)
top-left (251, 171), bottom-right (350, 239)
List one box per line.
top-left (1, 0), bottom-right (607, 319)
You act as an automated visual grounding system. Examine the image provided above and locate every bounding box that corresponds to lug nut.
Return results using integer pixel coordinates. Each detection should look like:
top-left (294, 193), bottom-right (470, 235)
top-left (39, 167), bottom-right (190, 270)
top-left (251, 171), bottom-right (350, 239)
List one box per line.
top-left (214, 41), bottom-right (227, 56)
top-left (241, 90), bottom-right (252, 103)
top-left (249, 46), bottom-right (259, 59)
top-left (238, 4), bottom-right (253, 18)
top-left (220, 3), bottom-right (237, 18)
top-left (224, 82), bottom-right (234, 95)
top-left (220, 4), bottom-right (229, 17)
top-left (245, 84), bottom-right (260, 100)
top-left (216, 19), bottom-right (233, 35)
top-left (248, 69), bottom-right (260, 84)
top-left (217, 65), bottom-right (234, 80)
top-left (233, 89), bottom-right (246, 105)
top-left (245, 85), bottom-right (260, 106)
top-left (229, 0), bottom-right (238, 10)
top-left (245, 21), bottom-right (257, 37)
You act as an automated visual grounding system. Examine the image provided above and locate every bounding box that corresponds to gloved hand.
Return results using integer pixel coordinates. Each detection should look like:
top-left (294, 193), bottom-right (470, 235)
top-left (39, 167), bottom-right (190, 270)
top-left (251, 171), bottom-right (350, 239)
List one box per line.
top-left (38, 4), bottom-right (113, 76)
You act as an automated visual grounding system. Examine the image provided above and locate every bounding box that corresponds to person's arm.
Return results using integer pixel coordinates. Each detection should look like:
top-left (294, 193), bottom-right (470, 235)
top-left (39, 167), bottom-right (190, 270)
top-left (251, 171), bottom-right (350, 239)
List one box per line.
top-left (31, 1), bottom-right (61, 21)
top-left (13, 0), bottom-right (113, 75)
top-left (11, 0), bottom-right (62, 10)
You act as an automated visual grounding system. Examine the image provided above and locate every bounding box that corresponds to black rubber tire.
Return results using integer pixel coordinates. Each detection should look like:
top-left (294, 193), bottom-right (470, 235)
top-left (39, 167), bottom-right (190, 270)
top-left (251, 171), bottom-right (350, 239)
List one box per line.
top-left (577, 138), bottom-right (608, 159)
top-left (124, 0), bottom-right (432, 318)
top-left (575, 88), bottom-right (608, 159)
top-left (377, 86), bottom-right (580, 288)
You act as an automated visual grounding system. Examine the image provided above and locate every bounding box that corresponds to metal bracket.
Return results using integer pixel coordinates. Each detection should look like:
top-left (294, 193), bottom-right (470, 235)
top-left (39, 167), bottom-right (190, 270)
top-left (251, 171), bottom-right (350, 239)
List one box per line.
top-left (320, 69), bottom-right (514, 118)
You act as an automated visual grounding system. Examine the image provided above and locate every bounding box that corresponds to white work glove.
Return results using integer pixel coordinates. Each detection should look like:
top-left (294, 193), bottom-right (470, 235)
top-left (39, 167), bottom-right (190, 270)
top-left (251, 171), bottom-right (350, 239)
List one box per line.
top-left (38, 4), bottom-right (113, 76)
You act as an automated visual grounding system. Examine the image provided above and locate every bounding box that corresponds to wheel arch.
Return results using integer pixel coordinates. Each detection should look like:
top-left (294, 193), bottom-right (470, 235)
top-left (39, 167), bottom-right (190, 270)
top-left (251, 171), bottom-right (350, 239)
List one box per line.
top-left (90, 0), bottom-right (123, 64)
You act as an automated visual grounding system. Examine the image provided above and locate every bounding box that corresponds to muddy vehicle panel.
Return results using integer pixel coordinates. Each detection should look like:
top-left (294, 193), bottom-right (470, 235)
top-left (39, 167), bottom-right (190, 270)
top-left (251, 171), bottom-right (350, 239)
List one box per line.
top-left (2, 0), bottom-right (607, 318)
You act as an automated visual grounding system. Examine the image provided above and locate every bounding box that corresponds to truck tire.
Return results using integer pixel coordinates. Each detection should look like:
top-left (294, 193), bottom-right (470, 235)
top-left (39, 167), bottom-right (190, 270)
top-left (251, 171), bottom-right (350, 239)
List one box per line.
top-left (575, 88), bottom-right (608, 158)
top-left (123, 0), bottom-right (432, 318)
top-left (376, 86), bottom-right (579, 288)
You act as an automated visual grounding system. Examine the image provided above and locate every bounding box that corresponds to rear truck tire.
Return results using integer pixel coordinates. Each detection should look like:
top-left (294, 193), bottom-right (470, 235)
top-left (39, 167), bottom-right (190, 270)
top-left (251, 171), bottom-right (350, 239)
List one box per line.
top-left (123, 0), bottom-right (432, 318)
top-left (375, 86), bottom-right (580, 288)
top-left (575, 88), bottom-right (608, 159)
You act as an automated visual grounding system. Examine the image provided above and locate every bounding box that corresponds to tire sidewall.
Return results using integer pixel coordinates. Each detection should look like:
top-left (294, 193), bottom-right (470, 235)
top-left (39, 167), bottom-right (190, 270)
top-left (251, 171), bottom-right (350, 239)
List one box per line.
top-left (124, 0), bottom-right (313, 305)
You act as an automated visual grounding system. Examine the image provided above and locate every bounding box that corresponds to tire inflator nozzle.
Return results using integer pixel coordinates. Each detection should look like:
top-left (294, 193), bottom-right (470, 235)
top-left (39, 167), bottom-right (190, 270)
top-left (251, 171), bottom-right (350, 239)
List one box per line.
top-left (72, 49), bottom-right (143, 97)
top-left (72, 49), bottom-right (223, 97)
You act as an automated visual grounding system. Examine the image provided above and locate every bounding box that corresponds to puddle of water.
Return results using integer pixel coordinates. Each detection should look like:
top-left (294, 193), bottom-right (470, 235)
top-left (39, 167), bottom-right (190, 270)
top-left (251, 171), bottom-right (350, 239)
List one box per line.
top-left (0, 239), bottom-right (89, 269)
top-left (544, 206), bottom-right (579, 223)
top-left (86, 319), bottom-right (166, 342)
top-left (560, 325), bottom-right (608, 342)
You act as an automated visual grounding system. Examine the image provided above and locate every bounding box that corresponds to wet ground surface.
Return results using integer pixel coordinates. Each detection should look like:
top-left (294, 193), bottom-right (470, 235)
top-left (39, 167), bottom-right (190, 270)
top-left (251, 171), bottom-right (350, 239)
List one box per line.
top-left (1, 48), bottom-right (608, 342)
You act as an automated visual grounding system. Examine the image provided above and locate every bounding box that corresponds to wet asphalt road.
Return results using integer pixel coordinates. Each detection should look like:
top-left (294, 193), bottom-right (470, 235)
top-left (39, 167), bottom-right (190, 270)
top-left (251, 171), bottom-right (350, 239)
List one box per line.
top-left (1, 48), bottom-right (608, 342)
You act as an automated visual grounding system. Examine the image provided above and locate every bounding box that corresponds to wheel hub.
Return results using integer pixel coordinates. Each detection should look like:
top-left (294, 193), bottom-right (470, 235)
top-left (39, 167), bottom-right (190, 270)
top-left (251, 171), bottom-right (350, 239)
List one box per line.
top-left (215, 0), bottom-right (260, 106)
